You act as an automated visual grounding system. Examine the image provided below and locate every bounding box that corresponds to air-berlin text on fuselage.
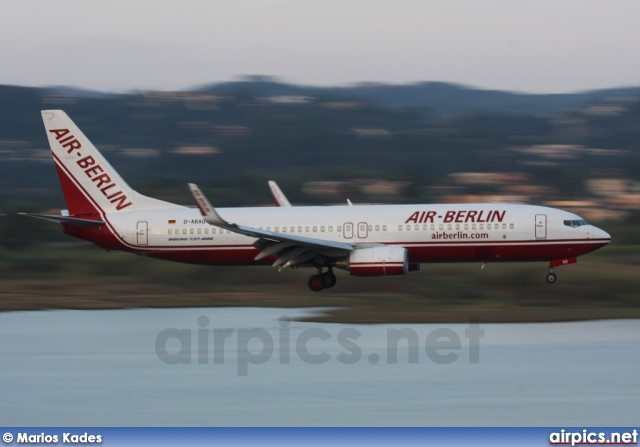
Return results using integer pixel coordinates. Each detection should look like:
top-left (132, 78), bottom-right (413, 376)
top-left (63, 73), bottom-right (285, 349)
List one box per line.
top-left (49, 128), bottom-right (132, 210)
top-left (405, 210), bottom-right (506, 224)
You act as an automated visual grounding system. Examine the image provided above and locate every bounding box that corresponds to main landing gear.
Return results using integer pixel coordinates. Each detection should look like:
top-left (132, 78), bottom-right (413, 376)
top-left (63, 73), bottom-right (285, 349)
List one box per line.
top-left (308, 268), bottom-right (337, 292)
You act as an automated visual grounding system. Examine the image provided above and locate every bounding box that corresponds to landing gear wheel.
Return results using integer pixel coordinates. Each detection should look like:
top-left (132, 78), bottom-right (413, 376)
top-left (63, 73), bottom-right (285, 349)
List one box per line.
top-left (308, 274), bottom-right (326, 292)
top-left (546, 272), bottom-right (557, 284)
top-left (322, 271), bottom-right (337, 289)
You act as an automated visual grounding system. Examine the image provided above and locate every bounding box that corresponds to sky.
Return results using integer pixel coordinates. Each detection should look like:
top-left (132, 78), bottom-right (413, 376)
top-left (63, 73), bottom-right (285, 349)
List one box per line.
top-left (0, 0), bottom-right (638, 94)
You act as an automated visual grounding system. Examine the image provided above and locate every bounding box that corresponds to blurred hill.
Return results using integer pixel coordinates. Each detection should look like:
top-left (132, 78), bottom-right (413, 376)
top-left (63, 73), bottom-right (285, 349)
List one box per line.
top-left (1, 79), bottom-right (639, 219)
top-left (198, 77), bottom-right (640, 116)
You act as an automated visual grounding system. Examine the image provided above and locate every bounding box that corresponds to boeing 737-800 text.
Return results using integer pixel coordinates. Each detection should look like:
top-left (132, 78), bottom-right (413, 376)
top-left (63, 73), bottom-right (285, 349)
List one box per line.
top-left (23, 110), bottom-right (611, 291)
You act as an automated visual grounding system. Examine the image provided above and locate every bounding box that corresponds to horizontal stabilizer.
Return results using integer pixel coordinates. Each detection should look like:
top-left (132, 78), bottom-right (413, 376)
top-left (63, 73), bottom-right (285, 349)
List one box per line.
top-left (19, 213), bottom-right (105, 227)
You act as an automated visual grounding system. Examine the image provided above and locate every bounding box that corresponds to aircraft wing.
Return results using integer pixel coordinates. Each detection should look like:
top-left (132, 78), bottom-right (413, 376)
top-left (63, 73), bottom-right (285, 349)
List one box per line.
top-left (19, 213), bottom-right (105, 227)
top-left (188, 183), bottom-right (353, 268)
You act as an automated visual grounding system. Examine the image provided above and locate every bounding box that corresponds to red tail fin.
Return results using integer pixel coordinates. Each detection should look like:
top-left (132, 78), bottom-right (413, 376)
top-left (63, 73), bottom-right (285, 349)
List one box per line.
top-left (55, 163), bottom-right (101, 218)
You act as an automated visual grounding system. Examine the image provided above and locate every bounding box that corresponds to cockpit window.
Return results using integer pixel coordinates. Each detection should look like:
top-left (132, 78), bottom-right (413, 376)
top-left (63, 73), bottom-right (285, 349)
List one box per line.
top-left (564, 219), bottom-right (589, 228)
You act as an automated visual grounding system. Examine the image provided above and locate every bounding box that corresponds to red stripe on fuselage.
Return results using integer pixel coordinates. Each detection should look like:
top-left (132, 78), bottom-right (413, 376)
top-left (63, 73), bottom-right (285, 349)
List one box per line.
top-left (403, 240), bottom-right (608, 263)
top-left (129, 239), bottom-right (608, 266)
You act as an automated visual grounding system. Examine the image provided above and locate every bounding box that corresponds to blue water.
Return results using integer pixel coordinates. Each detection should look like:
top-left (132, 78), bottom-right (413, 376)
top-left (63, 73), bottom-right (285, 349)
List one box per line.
top-left (0, 308), bottom-right (638, 426)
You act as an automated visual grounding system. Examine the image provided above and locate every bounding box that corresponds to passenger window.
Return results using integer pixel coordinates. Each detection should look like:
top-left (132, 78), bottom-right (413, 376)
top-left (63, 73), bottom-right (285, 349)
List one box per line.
top-left (455, 224), bottom-right (460, 231)
top-left (197, 228), bottom-right (202, 235)
top-left (205, 228), bottom-right (209, 234)
top-left (168, 229), bottom-right (172, 235)
top-left (439, 224), bottom-right (443, 230)
top-left (182, 229), bottom-right (187, 235)
top-left (305, 226), bottom-right (310, 232)
top-left (406, 225), bottom-right (411, 231)
top-left (282, 227), bottom-right (287, 233)
top-left (336, 226), bottom-right (341, 233)
top-left (368, 225), bottom-right (372, 231)
top-left (266, 227), bottom-right (271, 231)
top-left (430, 224), bottom-right (435, 231)
top-left (398, 225), bottom-right (403, 231)
top-left (313, 226), bottom-right (317, 232)
top-left (382, 225), bottom-right (387, 231)
top-left (290, 227), bottom-right (294, 233)
top-left (472, 224), bottom-right (476, 230)
top-left (502, 223), bottom-right (506, 230)
top-left (320, 226), bottom-right (325, 232)
top-left (298, 227), bottom-right (302, 233)
top-left (447, 224), bottom-right (452, 231)
top-left (464, 224), bottom-right (469, 230)
top-left (375, 225), bottom-right (380, 231)
top-left (275, 227), bottom-right (279, 232)
top-left (189, 228), bottom-right (194, 235)
top-left (479, 224), bottom-right (484, 230)
top-left (415, 225), bottom-right (419, 231)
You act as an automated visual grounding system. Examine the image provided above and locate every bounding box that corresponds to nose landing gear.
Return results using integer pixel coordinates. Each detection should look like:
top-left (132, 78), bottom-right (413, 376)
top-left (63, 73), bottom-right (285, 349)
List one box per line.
top-left (546, 257), bottom-right (577, 284)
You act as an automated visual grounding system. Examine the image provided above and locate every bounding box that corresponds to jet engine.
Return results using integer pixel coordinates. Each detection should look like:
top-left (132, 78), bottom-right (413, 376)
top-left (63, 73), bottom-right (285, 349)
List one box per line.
top-left (336, 245), bottom-right (409, 277)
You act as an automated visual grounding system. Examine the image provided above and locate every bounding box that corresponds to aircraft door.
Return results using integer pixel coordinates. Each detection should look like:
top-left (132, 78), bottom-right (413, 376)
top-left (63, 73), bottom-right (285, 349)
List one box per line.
top-left (535, 214), bottom-right (547, 239)
top-left (343, 222), bottom-right (354, 239)
top-left (137, 221), bottom-right (149, 246)
top-left (357, 222), bottom-right (368, 239)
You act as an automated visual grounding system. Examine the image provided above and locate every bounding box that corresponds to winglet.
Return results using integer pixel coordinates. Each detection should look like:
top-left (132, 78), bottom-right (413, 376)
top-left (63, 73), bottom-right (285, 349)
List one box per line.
top-left (268, 180), bottom-right (292, 207)
top-left (188, 183), bottom-right (228, 226)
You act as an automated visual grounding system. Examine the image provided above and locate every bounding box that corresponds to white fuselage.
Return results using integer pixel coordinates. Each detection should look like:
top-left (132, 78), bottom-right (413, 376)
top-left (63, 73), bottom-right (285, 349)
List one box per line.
top-left (85, 203), bottom-right (609, 266)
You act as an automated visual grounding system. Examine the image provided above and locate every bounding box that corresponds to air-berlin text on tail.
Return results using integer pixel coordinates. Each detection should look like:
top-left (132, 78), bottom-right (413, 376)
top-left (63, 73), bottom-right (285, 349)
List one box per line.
top-left (49, 129), bottom-right (132, 210)
top-left (405, 210), bottom-right (506, 224)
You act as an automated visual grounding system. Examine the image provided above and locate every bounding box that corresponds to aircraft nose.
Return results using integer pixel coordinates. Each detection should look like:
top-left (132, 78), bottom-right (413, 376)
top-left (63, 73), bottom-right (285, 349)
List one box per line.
top-left (592, 226), bottom-right (611, 243)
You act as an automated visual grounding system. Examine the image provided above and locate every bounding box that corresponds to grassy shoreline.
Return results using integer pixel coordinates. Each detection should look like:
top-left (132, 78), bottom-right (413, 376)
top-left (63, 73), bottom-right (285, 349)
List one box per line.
top-left (1, 243), bottom-right (638, 323)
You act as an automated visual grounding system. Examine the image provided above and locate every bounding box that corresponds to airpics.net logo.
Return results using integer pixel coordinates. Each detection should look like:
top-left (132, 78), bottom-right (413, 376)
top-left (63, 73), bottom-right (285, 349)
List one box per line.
top-left (155, 316), bottom-right (484, 376)
top-left (549, 429), bottom-right (638, 446)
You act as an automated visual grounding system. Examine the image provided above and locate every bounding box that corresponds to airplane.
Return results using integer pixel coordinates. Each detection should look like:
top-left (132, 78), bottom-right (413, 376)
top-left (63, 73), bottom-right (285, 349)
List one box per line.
top-left (22, 110), bottom-right (611, 292)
